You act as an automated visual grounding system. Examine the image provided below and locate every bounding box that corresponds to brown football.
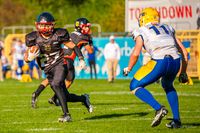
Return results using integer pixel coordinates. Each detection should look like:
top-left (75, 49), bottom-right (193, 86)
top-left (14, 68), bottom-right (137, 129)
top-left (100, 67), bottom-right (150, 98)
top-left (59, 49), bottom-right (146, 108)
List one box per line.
top-left (29, 45), bottom-right (39, 53)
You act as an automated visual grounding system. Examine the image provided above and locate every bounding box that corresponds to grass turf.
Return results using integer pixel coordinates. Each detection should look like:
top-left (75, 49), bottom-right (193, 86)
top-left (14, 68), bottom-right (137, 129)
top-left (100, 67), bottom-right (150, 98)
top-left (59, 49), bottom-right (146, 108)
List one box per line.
top-left (0, 79), bottom-right (200, 133)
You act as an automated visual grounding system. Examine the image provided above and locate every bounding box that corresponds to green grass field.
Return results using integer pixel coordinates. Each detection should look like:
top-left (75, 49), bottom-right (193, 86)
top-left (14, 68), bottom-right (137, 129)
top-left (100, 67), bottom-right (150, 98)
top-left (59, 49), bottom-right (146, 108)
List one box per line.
top-left (0, 79), bottom-right (200, 133)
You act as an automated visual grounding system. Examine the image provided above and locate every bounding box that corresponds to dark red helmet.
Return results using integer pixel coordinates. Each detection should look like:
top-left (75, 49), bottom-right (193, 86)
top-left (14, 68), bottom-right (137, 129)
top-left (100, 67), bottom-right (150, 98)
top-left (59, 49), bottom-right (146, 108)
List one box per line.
top-left (35, 12), bottom-right (55, 36)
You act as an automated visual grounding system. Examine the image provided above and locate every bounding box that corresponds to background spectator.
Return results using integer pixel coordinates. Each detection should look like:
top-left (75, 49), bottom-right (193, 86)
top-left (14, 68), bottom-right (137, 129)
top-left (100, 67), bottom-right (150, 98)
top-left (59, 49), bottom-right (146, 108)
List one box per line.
top-left (104, 35), bottom-right (120, 83)
top-left (87, 45), bottom-right (101, 79)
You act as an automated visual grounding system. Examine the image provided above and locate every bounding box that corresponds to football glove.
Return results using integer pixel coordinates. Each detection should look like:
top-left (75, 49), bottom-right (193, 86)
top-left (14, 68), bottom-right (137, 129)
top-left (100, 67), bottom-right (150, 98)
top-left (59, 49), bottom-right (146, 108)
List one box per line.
top-left (27, 49), bottom-right (40, 62)
top-left (79, 59), bottom-right (86, 70)
top-left (179, 73), bottom-right (188, 83)
top-left (123, 67), bottom-right (130, 76)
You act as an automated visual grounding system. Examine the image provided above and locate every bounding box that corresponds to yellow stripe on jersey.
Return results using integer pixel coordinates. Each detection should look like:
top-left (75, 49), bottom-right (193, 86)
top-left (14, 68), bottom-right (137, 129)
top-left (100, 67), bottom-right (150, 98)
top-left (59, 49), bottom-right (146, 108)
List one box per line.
top-left (134, 60), bottom-right (157, 81)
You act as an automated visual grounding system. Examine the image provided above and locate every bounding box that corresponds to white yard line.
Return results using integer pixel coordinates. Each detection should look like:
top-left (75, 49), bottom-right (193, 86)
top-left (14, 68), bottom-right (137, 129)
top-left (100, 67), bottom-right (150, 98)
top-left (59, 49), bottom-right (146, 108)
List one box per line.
top-left (26, 128), bottom-right (62, 131)
top-left (0, 116), bottom-right (200, 125)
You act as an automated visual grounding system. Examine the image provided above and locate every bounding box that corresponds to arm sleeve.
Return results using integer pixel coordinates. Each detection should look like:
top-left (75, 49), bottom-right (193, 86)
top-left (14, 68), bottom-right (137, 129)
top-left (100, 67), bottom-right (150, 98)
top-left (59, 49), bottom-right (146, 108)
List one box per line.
top-left (74, 46), bottom-right (84, 60)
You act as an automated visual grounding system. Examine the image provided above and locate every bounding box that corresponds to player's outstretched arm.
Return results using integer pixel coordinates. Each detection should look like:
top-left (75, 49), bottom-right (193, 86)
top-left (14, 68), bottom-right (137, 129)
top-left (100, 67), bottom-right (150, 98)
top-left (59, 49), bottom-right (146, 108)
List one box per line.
top-left (175, 38), bottom-right (188, 73)
top-left (123, 36), bottom-right (143, 76)
top-left (175, 38), bottom-right (189, 83)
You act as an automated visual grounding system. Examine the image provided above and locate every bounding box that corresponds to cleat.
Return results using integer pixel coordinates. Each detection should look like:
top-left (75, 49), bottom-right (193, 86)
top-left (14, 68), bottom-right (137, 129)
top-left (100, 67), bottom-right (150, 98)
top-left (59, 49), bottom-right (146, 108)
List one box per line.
top-left (151, 106), bottom-right (168, 127)
top-left (58, 114), bottom-right (72, 122)
top-left (166, 120), bottom-right (181, 128)
top-left (82, 94), bottom-right (93, 113)
top-left (31, 92), bottom-right (37, 108)
top-left (48, 98), bottom-right (60, 106)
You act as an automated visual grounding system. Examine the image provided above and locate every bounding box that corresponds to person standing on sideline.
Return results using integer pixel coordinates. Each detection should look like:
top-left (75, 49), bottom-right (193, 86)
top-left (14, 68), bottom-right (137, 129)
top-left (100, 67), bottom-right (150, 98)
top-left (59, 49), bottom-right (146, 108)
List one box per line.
top-left (87, 44), bottom-right (100, 79)
top-left (123, 8), bottom-right (188, 128)
top-left (104, 35), bottom-right (120, 83)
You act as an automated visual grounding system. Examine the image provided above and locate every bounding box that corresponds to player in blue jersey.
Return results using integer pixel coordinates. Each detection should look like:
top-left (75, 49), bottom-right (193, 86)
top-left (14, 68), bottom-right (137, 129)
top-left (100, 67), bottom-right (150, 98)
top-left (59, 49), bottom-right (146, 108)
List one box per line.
top-left (123, 7), bottom-right (188, 128)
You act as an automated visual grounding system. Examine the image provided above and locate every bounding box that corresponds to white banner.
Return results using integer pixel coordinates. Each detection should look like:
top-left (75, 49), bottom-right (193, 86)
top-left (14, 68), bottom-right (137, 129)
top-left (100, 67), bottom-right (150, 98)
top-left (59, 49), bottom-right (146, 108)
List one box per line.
top-left (125, 0), bottom-right (200, 32)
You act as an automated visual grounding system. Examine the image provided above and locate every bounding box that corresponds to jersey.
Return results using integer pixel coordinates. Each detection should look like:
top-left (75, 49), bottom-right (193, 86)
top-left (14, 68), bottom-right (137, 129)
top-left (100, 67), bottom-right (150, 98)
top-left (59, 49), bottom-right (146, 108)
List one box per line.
top-left (25, 28), bottom-right (70, 72)
top-left (63, 31), bottom-right (91, 61)
top-left (132, 23), bottom-right (179, 60)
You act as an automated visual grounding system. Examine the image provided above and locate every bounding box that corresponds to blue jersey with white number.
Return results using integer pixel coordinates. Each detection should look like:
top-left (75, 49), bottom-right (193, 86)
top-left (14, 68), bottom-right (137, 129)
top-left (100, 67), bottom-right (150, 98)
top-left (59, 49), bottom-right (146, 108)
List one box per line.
top-left (132, 23), bottom-right (179, 60)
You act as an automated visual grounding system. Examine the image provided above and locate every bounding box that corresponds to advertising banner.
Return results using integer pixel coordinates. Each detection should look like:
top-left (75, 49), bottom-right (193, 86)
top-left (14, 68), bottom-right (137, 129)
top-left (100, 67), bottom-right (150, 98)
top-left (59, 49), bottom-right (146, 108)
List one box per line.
top-left (75, 37), bottom-right (143, 79)
top-left (125, 0), bottom-right (200, 32)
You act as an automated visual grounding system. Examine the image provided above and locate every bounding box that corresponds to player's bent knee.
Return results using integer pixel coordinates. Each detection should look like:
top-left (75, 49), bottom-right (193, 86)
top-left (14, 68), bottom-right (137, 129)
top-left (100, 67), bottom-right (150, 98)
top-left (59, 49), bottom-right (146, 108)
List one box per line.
top-left (161, 80), bottom-right (175, 91)
top-left (130, 79), bottom-right (140, 92)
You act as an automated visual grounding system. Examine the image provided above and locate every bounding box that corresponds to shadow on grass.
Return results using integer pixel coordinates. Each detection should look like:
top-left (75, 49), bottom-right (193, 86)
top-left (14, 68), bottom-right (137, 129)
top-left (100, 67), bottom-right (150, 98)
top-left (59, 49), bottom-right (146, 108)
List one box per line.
top-left (85, 112), bottom-right (149, 120)
top-left (94, 102), bottom-right (145, 106)
top-left (167, 118), bottom-right (200, 128)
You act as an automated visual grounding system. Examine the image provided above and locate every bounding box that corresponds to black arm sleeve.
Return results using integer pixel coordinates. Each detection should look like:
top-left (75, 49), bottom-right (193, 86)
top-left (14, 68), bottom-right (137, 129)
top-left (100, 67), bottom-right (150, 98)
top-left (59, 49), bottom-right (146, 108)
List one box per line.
top-left (73, 46), bottom-right (84, 60)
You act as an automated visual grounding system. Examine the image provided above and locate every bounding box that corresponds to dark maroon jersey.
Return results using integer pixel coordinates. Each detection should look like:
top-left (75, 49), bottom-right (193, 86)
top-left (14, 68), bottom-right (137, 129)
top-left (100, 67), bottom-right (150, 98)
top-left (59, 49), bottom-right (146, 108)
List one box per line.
top-left (63, 31), bottom-right (91, 60)
top-left (25, 28), bottom-right (70, 72)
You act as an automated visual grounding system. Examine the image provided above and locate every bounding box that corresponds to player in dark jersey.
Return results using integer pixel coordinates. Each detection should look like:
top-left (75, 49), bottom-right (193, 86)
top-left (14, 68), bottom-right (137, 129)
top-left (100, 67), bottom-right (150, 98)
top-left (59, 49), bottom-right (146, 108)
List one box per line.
top-left (31, 18), bottom-right (93, 113)
top-left (24, 12), bottom-right (86, 122)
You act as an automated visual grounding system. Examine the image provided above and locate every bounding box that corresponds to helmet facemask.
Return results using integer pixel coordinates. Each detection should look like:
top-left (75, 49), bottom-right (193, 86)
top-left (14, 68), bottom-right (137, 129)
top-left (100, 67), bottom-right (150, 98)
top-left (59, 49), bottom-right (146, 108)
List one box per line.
top-left (79, 23), bottom-right (91, 35)
top-left (36, 22), bottom-right (55, 36)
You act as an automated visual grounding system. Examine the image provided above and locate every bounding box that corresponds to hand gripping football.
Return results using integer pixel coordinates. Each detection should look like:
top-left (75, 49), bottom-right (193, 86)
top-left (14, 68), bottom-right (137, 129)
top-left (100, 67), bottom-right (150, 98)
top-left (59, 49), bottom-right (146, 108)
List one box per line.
top-left (24, 45), bottom-right (40, 62)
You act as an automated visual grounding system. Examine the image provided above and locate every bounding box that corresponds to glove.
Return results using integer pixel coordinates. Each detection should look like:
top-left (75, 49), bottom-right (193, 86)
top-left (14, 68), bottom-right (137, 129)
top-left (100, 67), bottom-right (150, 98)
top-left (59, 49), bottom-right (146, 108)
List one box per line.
top-left (123, 67), bottom-right (130, 76)
top-left (179, 73), bottom-right (188, 83)
top-left (79, 59), bottom-right (86, 70)
top-left (27, 49), bottom-right (40, 62)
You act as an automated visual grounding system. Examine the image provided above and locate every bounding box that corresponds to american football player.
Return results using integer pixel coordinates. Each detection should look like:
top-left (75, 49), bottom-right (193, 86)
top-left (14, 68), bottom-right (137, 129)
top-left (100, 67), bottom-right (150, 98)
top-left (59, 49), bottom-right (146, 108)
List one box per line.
top-left (25, 12), bottom-right (87, 122)
top-left (31, 17), bottom-right (93, 113)
top-left (123, 7), bottom-right (188, 128)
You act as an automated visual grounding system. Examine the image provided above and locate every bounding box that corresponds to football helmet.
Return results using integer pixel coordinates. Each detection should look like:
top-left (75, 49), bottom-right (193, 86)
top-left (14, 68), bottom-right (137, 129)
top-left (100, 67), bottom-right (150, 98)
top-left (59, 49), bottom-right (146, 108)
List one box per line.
top-left (35, 12), bottom-right (55, 36)
top-left (74, 18), bottom-right (91, 34)
top-left (138, 7), bottom-right (160, 27)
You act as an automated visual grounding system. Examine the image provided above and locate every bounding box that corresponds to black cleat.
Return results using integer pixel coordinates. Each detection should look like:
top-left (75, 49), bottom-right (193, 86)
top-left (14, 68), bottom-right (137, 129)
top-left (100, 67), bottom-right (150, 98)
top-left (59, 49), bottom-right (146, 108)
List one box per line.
top-left (58, 114), bottom-right (72, 122)
top-left (151, 106), bottom-right (168, 127)
top-left (31, 92), bottom-right (37, 108)
top-left (48, 98), bottom-right (60, 106)
top-left (82, 94), bottom-right (93, 113)
top-left (166, 120), bottom-right (182, 128)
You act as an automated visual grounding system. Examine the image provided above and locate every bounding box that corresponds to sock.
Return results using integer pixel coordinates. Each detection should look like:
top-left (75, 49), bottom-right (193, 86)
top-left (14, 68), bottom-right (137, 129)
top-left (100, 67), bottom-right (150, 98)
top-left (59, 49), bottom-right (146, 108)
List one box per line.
top-left (35, 84), bottom-right (46, 97)
top-left (135, 87), bottom-right (162, 110)
top-left (165, 89), bottom-right (180, 120)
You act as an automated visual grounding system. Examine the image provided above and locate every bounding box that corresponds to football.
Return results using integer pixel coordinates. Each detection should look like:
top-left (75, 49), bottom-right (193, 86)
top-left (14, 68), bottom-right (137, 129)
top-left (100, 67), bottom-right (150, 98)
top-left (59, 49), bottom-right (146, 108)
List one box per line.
top-left (24, 45), bottom-right (40, 63)
top-left (29, 45), bottom-right (39, 53)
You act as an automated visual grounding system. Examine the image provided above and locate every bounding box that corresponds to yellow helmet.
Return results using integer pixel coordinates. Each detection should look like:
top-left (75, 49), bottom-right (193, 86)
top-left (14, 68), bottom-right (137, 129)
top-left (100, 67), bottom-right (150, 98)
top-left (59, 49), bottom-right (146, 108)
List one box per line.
top-left (139, 7), bottom-right (160, 27)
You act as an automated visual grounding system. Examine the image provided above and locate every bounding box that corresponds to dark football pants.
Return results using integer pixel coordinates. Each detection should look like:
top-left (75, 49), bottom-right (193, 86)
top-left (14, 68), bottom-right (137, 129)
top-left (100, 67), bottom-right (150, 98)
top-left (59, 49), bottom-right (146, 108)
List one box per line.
top-left (46, 62), bottom-right (69, 115)
top-left (51, 59), bottom-right (85, 103)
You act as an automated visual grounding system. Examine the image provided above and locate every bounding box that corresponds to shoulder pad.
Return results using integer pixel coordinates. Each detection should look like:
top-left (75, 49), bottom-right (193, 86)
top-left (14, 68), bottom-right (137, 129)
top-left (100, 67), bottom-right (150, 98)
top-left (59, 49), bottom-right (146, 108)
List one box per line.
top-left (70, 32), bottom-right (89, 45)
top-left (25, 31), bottom-right (37, 47)
top-left (55, 28), bottom-right (70, 42)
